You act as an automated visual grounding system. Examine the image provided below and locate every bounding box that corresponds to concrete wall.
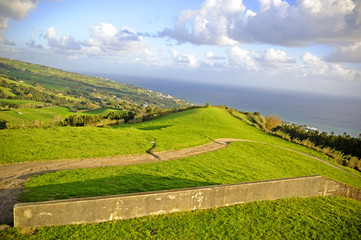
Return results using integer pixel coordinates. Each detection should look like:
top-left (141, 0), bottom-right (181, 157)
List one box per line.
top-left (14, 175), bottom-right (361, 228)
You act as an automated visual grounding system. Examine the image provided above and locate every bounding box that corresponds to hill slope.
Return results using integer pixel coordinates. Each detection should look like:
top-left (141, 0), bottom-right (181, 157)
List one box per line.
top-left (0, 57), bottom-right (192, 126)
top-left (1, 106), bottom-right (361, 238)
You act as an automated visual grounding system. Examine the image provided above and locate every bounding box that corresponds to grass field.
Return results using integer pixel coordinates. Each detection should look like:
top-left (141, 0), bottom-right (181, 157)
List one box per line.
top-left (1, 196), bottom-right (360, 239)
top-left (0, 104), bottom-right (124, 125)
top-left (20, 141), bottom-right (361, 203)
top-left (1, 107), bottom-right (356, 167)
top-left (2, 107), bottom-right (361, 239)
top-left (0, 99), bottom-right (44, 106)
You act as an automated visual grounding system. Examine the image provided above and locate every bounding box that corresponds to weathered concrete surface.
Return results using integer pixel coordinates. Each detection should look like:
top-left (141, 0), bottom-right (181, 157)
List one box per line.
top-left (13, 175), bottom-right (361, 228)
top-left (321, 178), bottom-right (361, 201)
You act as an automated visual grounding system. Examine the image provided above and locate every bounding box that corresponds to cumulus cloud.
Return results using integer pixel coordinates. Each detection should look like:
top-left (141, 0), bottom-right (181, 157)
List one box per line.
top-left (224, 47), bottom-right (360, 82)
top-left (35, 23), bottom-right (156, 64)
top-left (170, 49), bottom-right (199, 68)
top-left (159, 0), bottom-right (361, 62)
top-left (227, 46), bottom-right (257, 70)
top-left (227, 46), bottom-right (296, 71)
top-left (159, 0), bottom-right (245, 45)
top-left (0, 0), bottom-right (38, 44)
top-left (256, 48), bottom-right (295, 63)
top-left (85, 23), bottom-right (146, 54)
top-left (302, 52), bottom-right (360, 80)
top-left (44, 27), bottom-right (81, 50)
top-left (325, 42), bottom-right (361, 63)
top-left (205, 51), bottom-right (226, 60)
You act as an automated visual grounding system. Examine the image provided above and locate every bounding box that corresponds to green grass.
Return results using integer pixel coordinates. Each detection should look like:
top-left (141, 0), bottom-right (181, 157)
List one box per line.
top-left (83, 108), bottom-right (125, 115)
top-left (2, 107), bottom-right (361, 239)
top-left (0, 107), bottom-right (356, 167)
top-left (0, 106), bottom-right (124, 125)
top-left (1, 196), bottom-right (360, 239)
top-left (0, 107), bottom-right (71, 123)
top-left (1, 127), bottom-right (152, 163)
top-left (0, 86), bottom-right (15, 97)
top-left (0, 99), bottom-right (43, 106)
top-left (20, 141), bottom-right (361, 203)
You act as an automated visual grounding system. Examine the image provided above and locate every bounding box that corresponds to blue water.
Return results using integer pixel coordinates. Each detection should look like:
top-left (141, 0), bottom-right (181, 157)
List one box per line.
top-left (99, 74), bottom-right (361, 137)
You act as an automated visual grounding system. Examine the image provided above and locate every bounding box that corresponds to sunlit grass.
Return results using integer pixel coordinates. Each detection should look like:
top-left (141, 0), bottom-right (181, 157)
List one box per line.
top-left (0, 107), bottom-right (353, 164)
top-left (20, 141), bottom-right (361, 203)
top-left (2, 197), bottom-right (360, 239)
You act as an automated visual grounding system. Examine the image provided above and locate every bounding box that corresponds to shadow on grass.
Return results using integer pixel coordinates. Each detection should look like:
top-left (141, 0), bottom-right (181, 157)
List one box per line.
top-left (20, 173), bottom-right (218, 203)
top-left (138, 125), bottom-right (172, 131)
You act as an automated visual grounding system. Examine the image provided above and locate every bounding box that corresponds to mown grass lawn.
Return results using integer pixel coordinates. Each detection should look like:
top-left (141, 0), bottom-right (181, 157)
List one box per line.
top-left (0, 107), bottom-right (350, 166)
top-left (20, 141), bottom-right (361, 203)
top-left (2, 107), bottom-right (361, 239)
top-left (1, 196), bottom-right (360, 239)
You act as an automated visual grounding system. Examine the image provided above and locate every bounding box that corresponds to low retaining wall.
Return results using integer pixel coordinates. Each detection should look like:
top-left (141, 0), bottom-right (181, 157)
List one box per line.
top-left (14, 175), bottom-right (361, 228)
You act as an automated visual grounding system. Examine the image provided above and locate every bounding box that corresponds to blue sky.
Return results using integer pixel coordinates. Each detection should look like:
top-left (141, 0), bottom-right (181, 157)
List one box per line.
top-left (1, 0), bottom-right (361, 97)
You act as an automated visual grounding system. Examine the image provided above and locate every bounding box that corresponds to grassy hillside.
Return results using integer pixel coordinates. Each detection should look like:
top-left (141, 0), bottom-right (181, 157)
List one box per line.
top-left (2, 107), bottom-right (361, 238)
top-left (0, 104), bottom-right (124, 123)
top-left (4, 107), bottom-right (358, 203)
top-left (0, 107), bottom-right (346, 164)
top-left (0, 57), bottom-right (192, 127)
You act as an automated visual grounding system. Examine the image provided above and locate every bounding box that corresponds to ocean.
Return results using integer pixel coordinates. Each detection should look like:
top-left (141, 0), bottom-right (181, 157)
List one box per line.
top-left (100, 74), bottom-right (361, 137)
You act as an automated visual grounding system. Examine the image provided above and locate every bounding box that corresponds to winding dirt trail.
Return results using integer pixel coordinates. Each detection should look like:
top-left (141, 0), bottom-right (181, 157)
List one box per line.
top-left (0, 138), bottom-right (358, 224)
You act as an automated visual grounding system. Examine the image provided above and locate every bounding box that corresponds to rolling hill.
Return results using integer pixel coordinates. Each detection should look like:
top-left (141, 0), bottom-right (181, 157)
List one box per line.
top-left (0, 57), bottom-right (192, 127)
top-left (0, 59), bottom-right (360, 239)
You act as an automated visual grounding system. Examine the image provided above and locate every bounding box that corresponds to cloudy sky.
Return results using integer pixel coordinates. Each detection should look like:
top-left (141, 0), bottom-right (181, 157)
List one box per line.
top-left (1, 0), bottom-right (361, 97)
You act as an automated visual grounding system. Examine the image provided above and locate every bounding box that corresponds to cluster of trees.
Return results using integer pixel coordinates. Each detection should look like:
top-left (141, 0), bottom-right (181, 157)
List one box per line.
top-left (0, 80), bottom-right (103, 111)
top-left (275, 124), bottom-right (361, 159)
top-left (233, 111), bottom-right (282, 130)
top-left (60, 112), bottom-right (136, 127)
top-left (1, 80), bottom-right (72, 105)
top-left (0, 101), bottom-right (19, 109)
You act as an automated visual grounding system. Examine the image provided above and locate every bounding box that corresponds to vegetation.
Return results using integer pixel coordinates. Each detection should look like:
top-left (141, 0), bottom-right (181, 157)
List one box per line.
top-left (1, 197), bottom-right (360, 239)
top-left (20, 140), bottom-right (361, 203)
top-left (0, 57), bottom-right (192, 128)
top-left (230, 108), bottom-right (361, 172)
top-left (1, 107), bottom-right (350, 165)
top-left (1, 58), bottom-right (360, 238)
top-left (275, 124), bottom-right (361, 158)
top-left (273, 124), bottom-right (361, 171)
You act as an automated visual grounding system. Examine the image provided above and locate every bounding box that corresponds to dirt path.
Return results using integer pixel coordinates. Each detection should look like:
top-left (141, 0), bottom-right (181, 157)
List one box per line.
top-left (0, 138), bottom-right (358, 225)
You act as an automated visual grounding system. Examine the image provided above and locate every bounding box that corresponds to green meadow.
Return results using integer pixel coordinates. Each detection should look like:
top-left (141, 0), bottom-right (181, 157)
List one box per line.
top-left (0, 107), bottom-right (349, 165)
top-left (0, 103), bottom-right (124, 125)
top-left (20, 141), bottom-right (361, 203)
top-left (1, 107), bottom-right (361, 239)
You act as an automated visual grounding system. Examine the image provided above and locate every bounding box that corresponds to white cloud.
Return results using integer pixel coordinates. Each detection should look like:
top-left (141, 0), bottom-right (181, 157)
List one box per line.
top-left (170, 49), bottom-right (199, 68)
top-left (227, 46), bottom-right (257, 70)
top-left (85, 23), bottom-right (146, 54)
top-left (160, 0), bottom-right (361, 63)
top-left (302, 52), bottom-right (360, 80)
top-left (257, 48), bottom-right (294, 63)
top-left (325, 42), bottom-right (361, 63)
top-left (0, 0), bottom-right (38, 44)
top-left (225, 47), bottom-right (361, 82)
top-left (37, 23), bottom-right (155, 64)
top-left (205, 51), bottom-right (226, 60)
top-left (46, 27), bottom-right (57, 39)
top-left (159, 0), bottom-right (244, 45)
top-left (44, 27), bottom-right (81, 50)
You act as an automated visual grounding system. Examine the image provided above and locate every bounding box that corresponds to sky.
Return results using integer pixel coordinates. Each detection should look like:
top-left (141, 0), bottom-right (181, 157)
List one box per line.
top-left (0, 0), bottom-right (361, 97)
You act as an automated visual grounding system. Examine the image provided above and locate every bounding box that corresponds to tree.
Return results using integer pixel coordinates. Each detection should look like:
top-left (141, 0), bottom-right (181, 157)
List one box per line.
top-left (265, 114), bottom-right (282, 130)
top-left (146, 105), bottom-right (154, 114)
